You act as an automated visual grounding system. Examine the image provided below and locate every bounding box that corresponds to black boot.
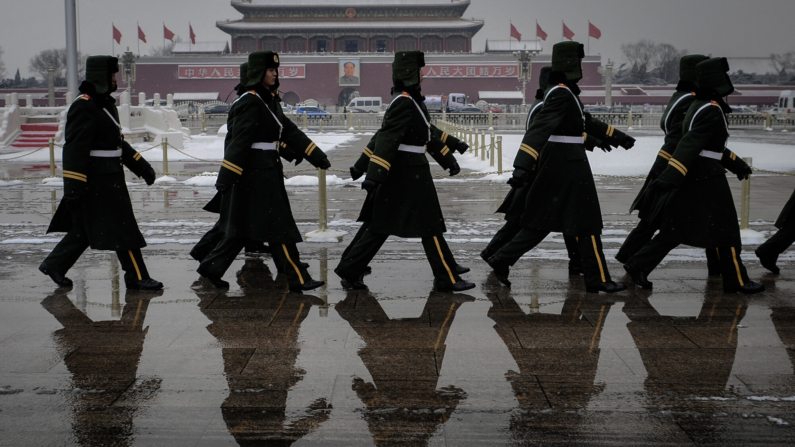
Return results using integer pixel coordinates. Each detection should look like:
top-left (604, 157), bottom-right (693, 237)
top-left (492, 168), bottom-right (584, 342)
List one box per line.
top-left (39, 262), bottom-right (73, 287)
top-left (485, 255), bottom-right (511, 287)
top-left (244, 242), bottom-right (271, 254)
top-left (623, 263), bottom-right (653, 289)
top-left (290, 279), bottom-right (324, 292)
top-left (334, 266), bottom-right (368, 290)
top-left (725, 281), bottom-right (765, 295)
top-left (755, 249), bottom-right (780, 274)
top-left (586, 281), bottom-right (627, 294)
top-left (568, 263), bottom-right (583, 276)
top-left (126, 278), bottom-right (164, 291)
top-left (435, 279), bottom-right (476, 293)
top-left (197, 267), bottom-right (229, 289)
top-left (454, 264), bottom-right (470, 275)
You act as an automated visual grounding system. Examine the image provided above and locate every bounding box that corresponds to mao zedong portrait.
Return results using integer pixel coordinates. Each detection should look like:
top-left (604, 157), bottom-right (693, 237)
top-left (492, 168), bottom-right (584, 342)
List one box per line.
top-left (340, 61), bottom-right (360, 85)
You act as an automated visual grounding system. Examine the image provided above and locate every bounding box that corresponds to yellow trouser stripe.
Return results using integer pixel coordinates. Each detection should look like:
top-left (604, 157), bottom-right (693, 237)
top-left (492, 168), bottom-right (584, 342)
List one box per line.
top-left (441, 132), bottom-right (449, 143)
top-left (222, 161), bottom-right (242, 175)
top-left (591, 236), bottom-right (606, 283)
top-left (63, 173), bottom-right (87, 182)
top-left (730, 247), bottom-right (744, 287)
top-left (282, 244), bottom-right (304, 284)
top-left (658, 150), bottom-right (672, 160)
top-left (520, 144), bottom-right (539, 159)
top-left (305, 142), bottom-right (317, 156)
top-left (434, 303), bottom-right (456, 352)
top-left (433, 236), bottom-right (456, 284)
top-left (63, 170), bottom-right (86, 180)
top-left (669, 159), bottom-right (687, 176)
top-left (128, 250), bottom-right (142, 280)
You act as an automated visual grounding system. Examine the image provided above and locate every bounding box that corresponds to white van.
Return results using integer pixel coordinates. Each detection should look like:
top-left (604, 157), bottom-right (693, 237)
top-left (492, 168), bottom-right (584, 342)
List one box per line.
top-left (777, 90), bottom-right (794, 112)
top-left (347, 97), bottom-right (382, 113)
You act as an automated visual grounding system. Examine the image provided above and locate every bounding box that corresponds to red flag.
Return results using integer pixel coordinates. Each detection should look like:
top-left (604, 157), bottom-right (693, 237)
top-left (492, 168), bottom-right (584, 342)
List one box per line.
top-left (536, 23), bottom-right (548, 41)
top-left (164, 24), bottom-right (175, 41)
top-left (112, 24), bottom-right (122, 44)
top-left (589, 22), bottom-right (602, 39)
top-left (138, 25), bottom-right (147, 44)
top-left (562, 22), bottom-right (575, 41)
top-left (510, 23), bottom-right (522, 42)
top-left (189, 24), bottom-right (196, 45)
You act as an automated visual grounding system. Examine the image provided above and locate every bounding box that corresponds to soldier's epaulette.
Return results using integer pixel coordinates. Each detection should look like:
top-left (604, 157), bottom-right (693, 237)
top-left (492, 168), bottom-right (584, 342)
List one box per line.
top-left (558, 83), bottom-right (568, 89)
top-left (690, 92), bottom-right (696, 96)
top-left (248, 90), bottom-right (257, 95)
top-left (79, 94), bottom-right (90, 100)
top-left (710, 100), bottom-right (720, 107)
top-left (401, 92), bottom-right (410, 98)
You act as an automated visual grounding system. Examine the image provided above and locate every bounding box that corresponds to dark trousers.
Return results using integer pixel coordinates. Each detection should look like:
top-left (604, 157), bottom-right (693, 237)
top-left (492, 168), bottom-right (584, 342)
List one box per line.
top-left (191, 221), bottom-right (268, 262)
top-left (757, 226), bottom-right (795, 260)
top-left (43, 230), bottom-right (150, 284)
top-left (337, 225), bottom-right (462, 287)
top-left (627, 235), bottom-right (750, 290)
top-left (618, 218), bottom-right (721, 272)
top-left (484, 221), bottom-right (582, 268)
top-left (199, 236), bottom-right (310, 288)
top-left (494, 228), bottom-right (611, 287)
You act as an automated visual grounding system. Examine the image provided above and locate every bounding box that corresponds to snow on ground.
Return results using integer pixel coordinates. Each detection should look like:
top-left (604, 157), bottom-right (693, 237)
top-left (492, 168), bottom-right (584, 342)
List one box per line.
top-left (1, 133), bottom-right (357, 163)
top-left (457, 134), bottom-right (795, 177)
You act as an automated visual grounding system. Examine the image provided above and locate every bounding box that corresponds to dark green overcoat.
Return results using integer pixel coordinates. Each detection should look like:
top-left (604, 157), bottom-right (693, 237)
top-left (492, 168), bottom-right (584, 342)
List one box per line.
top-left (630, 89), bottom-right (697, 216)
top-left (47, 94), bottom-right (152, 250)
top-left (513, 84), bottom-right (603, 235)
top-left (214, 84), bottom-right (327, 243)
top-left (774, 189), bottom-right (795, 230)
top-left (365, 90), bottom-right (446, 237)
top-left (654, 98), bottom-right (743, 247)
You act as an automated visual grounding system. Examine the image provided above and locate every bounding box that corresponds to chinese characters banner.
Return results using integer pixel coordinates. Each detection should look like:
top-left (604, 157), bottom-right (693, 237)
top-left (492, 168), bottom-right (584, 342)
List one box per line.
top-left (178, 65), bottom-right (306, 79)
top-left (422, 64), bottom-right (517, 78)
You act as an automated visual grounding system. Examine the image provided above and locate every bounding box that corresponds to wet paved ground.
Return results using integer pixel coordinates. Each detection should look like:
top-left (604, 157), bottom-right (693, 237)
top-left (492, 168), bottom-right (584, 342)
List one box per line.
top-left (1, 134), bottom-right (795, 445)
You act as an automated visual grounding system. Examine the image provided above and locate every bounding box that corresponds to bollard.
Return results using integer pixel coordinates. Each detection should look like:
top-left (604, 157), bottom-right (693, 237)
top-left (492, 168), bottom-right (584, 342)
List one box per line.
top-left (480, 131), bottom-right (486, 161)
top-left (162, 138), bottom-right (169, 175)
top-left (627, 110), bottom-right (634, 131)
top-left (488, 111), bottom-right (494, 131)
top-left (765, 114), bottom-right (773, 131)
top-left (489, 132), bottom-right (495, 167)
top-left (201, 112), bottom-right (207, 134)
top-left (319, 118), bottom-right (323, 133)
top-left (784, 111), bottom-right (790, 133)
top-left (740, 157), bottom-right (752, 230)
top-left (318, 168), bottom-right (328, 231)
top-left (48, 138), bottom-right (55, 177)
top-left (302, 113), bottom-right (308, 131)
top-left (358, 119), bottom-right (362, 134)
top-left (348, 112), bottom-right (355, 132)
top-left (497, 136), bottom-right (503, 174)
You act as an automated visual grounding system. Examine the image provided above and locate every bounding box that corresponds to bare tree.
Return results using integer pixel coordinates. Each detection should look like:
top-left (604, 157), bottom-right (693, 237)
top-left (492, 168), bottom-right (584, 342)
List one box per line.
top-left (771, 52), bottom-right (795, 75)
top-left (654, 43), bottom-right (688, 84)
top-left (621, 40), bottom-right (657, 79)
top-left (148, 36), bottom-right (182, 57)
top-left (619, 40), bottom-right (687, 84)
top-left (0, 46), bottom-right (6, 80)
top-left (29, 48), bottom-right (86, 82)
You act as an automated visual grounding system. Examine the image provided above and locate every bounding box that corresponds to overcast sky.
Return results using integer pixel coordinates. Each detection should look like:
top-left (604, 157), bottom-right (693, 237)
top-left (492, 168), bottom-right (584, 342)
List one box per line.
top-left (1, 0), bottom-right (792, 78)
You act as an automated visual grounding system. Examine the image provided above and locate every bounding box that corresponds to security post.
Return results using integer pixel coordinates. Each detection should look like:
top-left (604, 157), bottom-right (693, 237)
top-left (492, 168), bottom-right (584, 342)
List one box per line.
top-left (497, 136), bottom-right (503, 174)
top-left (627, 109), bottom-right (634, 131)
top-left (162, 137), bottom-right (169, 175)
top-left (480, 130), bottom-right (486, 161)
top-left (49, 138), bottom-right (56, 177)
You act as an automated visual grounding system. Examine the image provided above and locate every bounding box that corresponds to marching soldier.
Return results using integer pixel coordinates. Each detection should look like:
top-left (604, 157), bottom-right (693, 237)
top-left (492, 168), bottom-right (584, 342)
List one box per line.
top-left (484, 42), bottom-right (627, 293)
top-left (335, 50), bottom-right (475, 292)
top-left (755, 187), bottom-right (795, 273)
top-left (623, 58), bottom-right (764, 294)
top-left (190, 63), bottom-right (308, 268)
top-left (197, 50), bottom-right (330, 291)
top-left (616, 55), bottom-right (752, 275)
top-left (39, 56), bottom-right (163, 290)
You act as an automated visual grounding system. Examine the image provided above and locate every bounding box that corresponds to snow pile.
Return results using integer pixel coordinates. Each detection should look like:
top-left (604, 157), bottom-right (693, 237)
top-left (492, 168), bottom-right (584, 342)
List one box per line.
top-left (182, 172), bottom-right (218, 186)
top-left (0, 180), bottom-right (23, 187)
top-left (41, 177), bottom-right (62, 186)
top-left (284, 174), bottom-right (351, 186)
top-left (154, 176), bottom-right (178, 184)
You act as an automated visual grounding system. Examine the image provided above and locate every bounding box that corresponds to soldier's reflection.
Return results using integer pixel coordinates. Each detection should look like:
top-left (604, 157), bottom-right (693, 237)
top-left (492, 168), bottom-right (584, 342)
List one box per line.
top-left (196, 258), bottom-right (331, 445)
top-left (485, 284), bottom-right (615, 437)
top-left (624, 294), bottom-right (747, 441)
top-left (41, 288), bottom-right (161, 447)
top-left (335, 290), bottom-right (472, 446)
top-left (771, 306), bottom-right (795, 370)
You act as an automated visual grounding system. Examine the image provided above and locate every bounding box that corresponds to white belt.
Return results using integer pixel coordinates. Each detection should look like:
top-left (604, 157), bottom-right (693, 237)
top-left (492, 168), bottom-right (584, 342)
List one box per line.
top-left (548, 135), bottom-right (585, 144)
top-left (252, 142), bottom-right (278, 150)
top-left (397, 144), bottom-right (426, 154)
top-left (699, 150), bottom-right (722, 160)
top-left (89, 149), bottom-right (122, 157)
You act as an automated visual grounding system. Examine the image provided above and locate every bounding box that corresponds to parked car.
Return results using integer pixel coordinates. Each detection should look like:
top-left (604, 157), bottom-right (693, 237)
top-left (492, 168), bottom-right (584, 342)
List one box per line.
top-left (145, 99), bottom-right (168, 106)
top-left (608, 106), bottom-right (631, 114)
top-left (453, 106), bottom-right (485, 113)
top-left (204, 104), bottom-right (231, 114)
top-left (730, 106), bottom-right (763, 117)
top-left (482, 106), bottom-right (503, 113)
top-left (347, 97), bottom-right (383, 113)
top-left (584, 106), bottom-right (610, 113)
top-left (296, 106), bottom-right (331, 120)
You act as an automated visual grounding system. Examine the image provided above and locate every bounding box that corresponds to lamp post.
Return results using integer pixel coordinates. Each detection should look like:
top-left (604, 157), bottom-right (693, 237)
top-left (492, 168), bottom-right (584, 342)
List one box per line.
top-left (512, 44), bottom-right (541, 108)
top-left (120, 49), bottom-right (138, 93)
